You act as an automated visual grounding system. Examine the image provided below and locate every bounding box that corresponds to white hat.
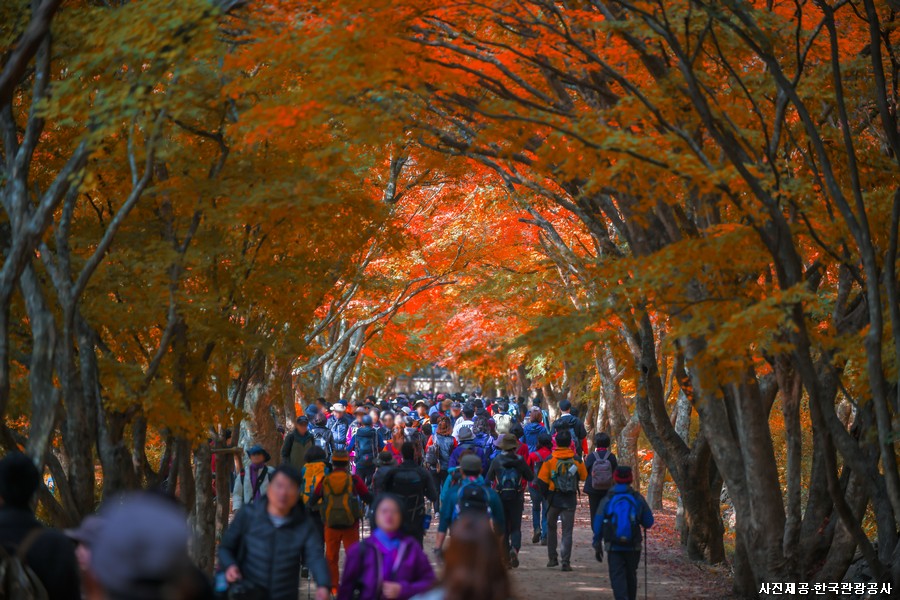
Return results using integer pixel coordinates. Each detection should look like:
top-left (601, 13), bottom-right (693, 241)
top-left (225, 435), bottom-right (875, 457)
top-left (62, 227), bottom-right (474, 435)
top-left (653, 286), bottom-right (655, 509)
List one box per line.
top-left (331, 403), bottom-right (346, 412)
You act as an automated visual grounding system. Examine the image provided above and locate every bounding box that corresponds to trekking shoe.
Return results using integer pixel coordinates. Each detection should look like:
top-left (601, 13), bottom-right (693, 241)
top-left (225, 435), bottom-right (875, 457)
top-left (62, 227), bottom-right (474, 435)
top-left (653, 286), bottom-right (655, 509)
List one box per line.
top-left (547, 558), bottom-right (559, 568)
top-left (541, 537), bottom-right (548, 546)
top-left (509, 550), bottom-right (519, 568)
top-left (532, 530), bottom-right (541, 544)
top-left (561, 562), bottom-right (573, 572)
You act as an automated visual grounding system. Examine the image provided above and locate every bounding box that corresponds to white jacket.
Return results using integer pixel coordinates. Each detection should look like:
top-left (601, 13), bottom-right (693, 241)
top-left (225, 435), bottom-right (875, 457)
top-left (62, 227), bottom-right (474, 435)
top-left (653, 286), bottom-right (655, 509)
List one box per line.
top-left (232, 465), bottom-right (274, 511)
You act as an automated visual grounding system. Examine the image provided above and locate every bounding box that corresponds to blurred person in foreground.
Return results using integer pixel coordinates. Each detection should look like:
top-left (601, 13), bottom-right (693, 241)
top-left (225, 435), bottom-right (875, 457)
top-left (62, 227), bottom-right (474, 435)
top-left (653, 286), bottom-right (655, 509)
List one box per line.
top-left (0, 452), bottom-right (80, 599)
top-left (412, 513), bottom-right (513, 600)
top-left (337, 494), bottom-right (435, 600)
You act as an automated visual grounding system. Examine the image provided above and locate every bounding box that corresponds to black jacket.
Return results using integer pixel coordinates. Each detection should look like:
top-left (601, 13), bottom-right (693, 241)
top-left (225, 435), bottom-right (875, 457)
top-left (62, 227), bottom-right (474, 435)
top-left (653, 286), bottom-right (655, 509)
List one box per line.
top-left (551, 413), bottom-right (588, 455)
top-left (486, 451), bottom-right (535, 496)
top-left (583, 449), bottom-right (618, 495)
top-left (218, 498), bottom-right (330, 599)
top-left (0, 507), bottom-right (80, 600)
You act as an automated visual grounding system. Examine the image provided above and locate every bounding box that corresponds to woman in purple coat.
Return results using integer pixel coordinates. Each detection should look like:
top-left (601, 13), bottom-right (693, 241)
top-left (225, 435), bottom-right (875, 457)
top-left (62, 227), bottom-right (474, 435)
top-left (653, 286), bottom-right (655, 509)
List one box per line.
top-left (337, 494), bottom-right (436, 600)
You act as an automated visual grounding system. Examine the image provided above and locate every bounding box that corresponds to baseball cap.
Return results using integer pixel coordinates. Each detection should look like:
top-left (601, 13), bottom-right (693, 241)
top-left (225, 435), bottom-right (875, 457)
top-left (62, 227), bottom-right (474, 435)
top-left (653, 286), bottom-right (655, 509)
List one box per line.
top-left (460, 454), bottom-right (483, 475)
top-left (331, 403), bottom-right (346, 412)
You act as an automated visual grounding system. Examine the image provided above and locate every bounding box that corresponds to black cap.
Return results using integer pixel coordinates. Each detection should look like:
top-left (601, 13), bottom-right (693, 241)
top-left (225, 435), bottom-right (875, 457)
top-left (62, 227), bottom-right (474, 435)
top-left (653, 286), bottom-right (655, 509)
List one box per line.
top-left (296, 415), bottom-right (309, 425)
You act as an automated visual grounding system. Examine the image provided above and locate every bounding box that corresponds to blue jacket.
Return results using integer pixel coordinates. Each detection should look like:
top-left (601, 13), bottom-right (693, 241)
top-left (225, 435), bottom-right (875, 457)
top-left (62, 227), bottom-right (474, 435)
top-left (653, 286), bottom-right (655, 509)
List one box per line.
top-left (521, 422), bottom-right (547, 453)
top-left (448, 441), bottom-right (488, 474)
top-left (592, 483), bottom-right (654, 551)
top-left (437, 475), bottom-right (505, 533)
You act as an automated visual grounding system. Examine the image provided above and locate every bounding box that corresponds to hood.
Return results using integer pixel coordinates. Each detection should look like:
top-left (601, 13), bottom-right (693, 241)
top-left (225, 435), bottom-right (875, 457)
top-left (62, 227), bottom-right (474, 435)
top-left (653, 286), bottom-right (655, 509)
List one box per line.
top-left (552, 447), bottom-right (576, 459)
top-left (524, 422), bottom-right (544, 434)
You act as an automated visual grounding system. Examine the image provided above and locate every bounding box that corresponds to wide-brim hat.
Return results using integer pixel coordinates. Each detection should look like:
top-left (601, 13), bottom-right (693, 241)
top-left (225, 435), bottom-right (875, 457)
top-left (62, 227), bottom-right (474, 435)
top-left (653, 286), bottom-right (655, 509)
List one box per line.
top-left (498, 433), bottom-right (519, 451)
top-left (457, 426), bottom-right (474, 441)
top-left (246, 445), bottom-right (271, 462)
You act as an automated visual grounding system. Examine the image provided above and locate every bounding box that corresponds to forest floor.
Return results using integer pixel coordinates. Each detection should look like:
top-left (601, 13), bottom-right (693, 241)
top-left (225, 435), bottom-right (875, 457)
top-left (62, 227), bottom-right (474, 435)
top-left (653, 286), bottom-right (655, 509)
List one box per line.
top-left (298, 496), bottom-right (735, 599)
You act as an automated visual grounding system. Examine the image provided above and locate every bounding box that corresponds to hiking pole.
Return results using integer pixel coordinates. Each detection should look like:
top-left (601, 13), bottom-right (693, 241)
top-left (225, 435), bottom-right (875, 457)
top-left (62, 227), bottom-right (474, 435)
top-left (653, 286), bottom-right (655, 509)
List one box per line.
top-left (643, 526), bottom-right (648, 600)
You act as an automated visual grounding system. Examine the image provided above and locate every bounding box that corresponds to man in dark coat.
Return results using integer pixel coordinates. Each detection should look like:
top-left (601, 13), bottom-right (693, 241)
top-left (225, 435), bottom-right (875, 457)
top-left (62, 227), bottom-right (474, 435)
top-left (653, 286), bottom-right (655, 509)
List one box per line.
top-left (281, 415), bottom-right (315, 472)
top-left (382, 442), bottom-right (439, 546)
top-left (219, 465), bottom-right (330, 600)
top-left (0, 452), bottom-right (80, 600)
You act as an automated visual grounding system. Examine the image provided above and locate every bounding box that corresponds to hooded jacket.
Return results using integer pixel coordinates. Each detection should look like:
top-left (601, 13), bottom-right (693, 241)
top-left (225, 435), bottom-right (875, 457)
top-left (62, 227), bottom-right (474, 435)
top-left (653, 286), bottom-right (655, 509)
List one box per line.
top-left (521, 422), bottom-right (548, 453)
top-left (536, 447), bottom-right (587, 509)
top-left (218, 497), bottom-right (330, 600)
top-left (336, 530), bottom-right (435, 600)
top-left (327, 414), bottom-right (354, 446)
top-left (448, 440), bottom-right (488, 474)
top-left (281, 430), bottom-right (315, 471)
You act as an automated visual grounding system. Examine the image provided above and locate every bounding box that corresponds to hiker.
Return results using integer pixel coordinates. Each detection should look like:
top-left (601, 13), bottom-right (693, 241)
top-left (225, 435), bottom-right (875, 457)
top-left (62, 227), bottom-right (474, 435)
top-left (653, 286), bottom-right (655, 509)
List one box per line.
top-left (301, 446), bottom-right (330, 546)
top-left (220, 464), bottom-right (331, 600)
top-left (310, 449), bottom-right (373, 596)
top-left (232, 445), bottom-right (275, 512)
top-left (402, 416), bottom-right (427, 465)
top-left (310, 411), bottom-right (336, 462)
top-left (281, 414), bottom-right (316, 472)
top-left (551, 400), bottom-right (587, 456)
top-left (584, 432), bottom-right (618, 520)
top-left (537, 430), bottom-right (587, 571)
top-left (0, 452), bottom-right (80, 599)
top-left (434, 454), bottom-right (504, 558)
top-left (451, 405), bottom-right (475, 439)
top-left (384, 425), bottom-right (405, 462)
top-left (327, 403), bottom-right (354, 449)
top-left (594, 466), bottom-right (654, 600)
top-left (90, 493), bottom-right (213, 600)
top-left (337, 494), bottom-right (436, 600)
top-left (382, 442), bottom-right (439, 546)
top-left (448, 401), bottom-right (464, 427)
top-left (412, 513), bottom-right (512, 600)
top-left (448, 426), bottom-right (488, 474)
top-left (522, 406), bottom-right (548, 453)
top-left (527, 432), bottom-right (553, 545)
top-left (493, 400), bottom-right (514, 435)
top-left (372, 451), bottom-right (398, 496)
top-left (350, 414), bottom-right (380, 486)
top-left (425, 416), bottom-right (457, 503)
top-left (414, 399), bottom-right (430, 424)
top-left (485, 433), bottom-right (534, 568)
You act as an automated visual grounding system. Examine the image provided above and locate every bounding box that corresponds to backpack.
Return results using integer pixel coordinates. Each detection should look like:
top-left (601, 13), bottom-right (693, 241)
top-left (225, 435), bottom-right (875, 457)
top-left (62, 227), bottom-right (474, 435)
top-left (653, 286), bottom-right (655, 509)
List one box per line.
top-left (551, 457), bottom-right (578, 493)
top-left (385, 468), bottom-right (427, 521)
top-left (0, 529), bottom-right (49, 600)
top-left (602, 492), bottom-right (643, 546)
top-left (453, 482), bottom-right (490, 521)
top-left (495, 462), bottom-right (522, 500)
top-left (552, 415), bottom-right (577, 449)
top-left (322, 471), bottom-right (363, 528)
top-left (355, 429), bottom-right (378, 468)
top-left (494, 413), bottom-right (514, 435)
top-left (404, 430), bottom-right (425, 464)
top-left (590, 450), bottom-right (614, 491)
top-left (301, 461), bottom-right (327, 509)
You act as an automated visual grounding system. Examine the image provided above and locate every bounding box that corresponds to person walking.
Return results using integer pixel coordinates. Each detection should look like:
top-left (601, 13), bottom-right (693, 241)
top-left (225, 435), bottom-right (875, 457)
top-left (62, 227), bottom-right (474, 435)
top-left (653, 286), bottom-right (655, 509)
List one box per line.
top-left (219, 464), bottom-right (331, 600)
top-left (311, 449), bottom-right (373, 597)
top-left (425, 416), bottom-right (457, 510)
top-left (527, 433), bottom-right (553, 545)
top-left (433, 454), bottom-right (504, 559)
top-left (521, 406), bottom-right (548, 453)
top-left (584, 432), bottom-right (618, 521)
top-left (337, 494), bottom-right (436, 600)
top-left (372, 451), bottom-right (398, 496)
top-left (232, 445), bottom-right (275, 512)
top-left (451, 405), bottom-right (475, 439)
top-left (485, 433), bottom-right (533, 568)
top-left (537, 430), bottom-right (587, 571)
top-left (412, 513), bottom-right (512, 600)
top-left (350, 415), bottom-right (380, 487)
top-left (309, 411), bottom-right (336, 462)
top-left (550, 400), bottom-right (587, 456)
top-left (280, 415), bottom-right (315, 472)
top-left (594, 466), bottom-right (654, 600)
top-left (300, 446), bottom-right (330, 544)
top-left (448, 426), bottom-right (488, 474)
top-left (381, 442), bottom-right (439, 546)
top-left (0, 452), bottom-right (80, 600)
top-left (327, 404), bottom-right (354, 449)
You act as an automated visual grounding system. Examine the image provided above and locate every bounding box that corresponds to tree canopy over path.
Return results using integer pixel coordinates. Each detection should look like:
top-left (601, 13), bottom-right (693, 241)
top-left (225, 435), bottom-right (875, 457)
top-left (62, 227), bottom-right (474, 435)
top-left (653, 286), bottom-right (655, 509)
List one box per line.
top-left (2, 0), bottom-right (900, 596)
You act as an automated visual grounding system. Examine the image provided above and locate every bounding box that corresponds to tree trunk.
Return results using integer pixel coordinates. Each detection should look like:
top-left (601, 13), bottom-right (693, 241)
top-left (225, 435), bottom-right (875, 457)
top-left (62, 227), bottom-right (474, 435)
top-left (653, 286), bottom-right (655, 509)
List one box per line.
top-left (191, 442), bottom-right (215, 574)
top-left (646, 451), bottom-right (666, 510)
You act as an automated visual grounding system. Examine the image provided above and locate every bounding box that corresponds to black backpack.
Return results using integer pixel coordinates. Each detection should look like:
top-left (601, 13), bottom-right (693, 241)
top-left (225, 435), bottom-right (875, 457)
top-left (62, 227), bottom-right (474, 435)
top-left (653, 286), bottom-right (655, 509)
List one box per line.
top-left (453, 482), bottom-right (490, 520)
top-left (385, 468), bottom-right (427, 520)
top-left (495, 459), bottom-right (522, 500)
top-left (355, 429), bottom-right (378, 468)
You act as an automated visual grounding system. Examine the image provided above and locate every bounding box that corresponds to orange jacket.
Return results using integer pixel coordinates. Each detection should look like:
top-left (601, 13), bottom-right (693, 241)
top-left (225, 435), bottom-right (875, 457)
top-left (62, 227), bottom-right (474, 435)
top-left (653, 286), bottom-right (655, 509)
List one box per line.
top-left (537, 447), bottom-right (587, 492)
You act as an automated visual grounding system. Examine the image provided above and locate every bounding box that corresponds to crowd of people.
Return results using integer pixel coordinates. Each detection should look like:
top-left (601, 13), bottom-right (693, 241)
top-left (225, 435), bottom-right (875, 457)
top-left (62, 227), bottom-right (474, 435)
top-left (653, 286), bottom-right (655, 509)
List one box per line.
top-left (0, 391), bottom-right (655, 600)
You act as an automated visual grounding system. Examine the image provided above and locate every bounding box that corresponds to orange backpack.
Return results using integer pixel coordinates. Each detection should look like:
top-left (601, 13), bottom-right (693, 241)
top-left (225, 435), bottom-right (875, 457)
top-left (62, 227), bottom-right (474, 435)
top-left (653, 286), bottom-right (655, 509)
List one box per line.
top-left (322, 471), bottom-right (363, 528)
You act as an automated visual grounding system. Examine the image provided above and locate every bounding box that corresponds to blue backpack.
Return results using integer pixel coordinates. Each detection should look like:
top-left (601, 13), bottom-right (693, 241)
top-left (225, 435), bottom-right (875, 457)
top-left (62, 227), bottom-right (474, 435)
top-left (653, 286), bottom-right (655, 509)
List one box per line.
top-left (602, 491), bottom-right (643, 546)
top-left (355, 429), bottom-right (377, 468)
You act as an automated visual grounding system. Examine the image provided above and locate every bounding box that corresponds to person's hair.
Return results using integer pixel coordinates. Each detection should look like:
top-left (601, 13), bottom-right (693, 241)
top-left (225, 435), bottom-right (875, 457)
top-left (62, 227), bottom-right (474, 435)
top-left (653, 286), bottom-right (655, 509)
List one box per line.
top-left (559, 399), bottom-right (572, 411)
top-left (510, 423), bottom-right (524, 439)
top-left (271, 464), bottom-right (302, 487)
top-left (556, 430), bottom-right (572, 448)
top-left (305, 446), bottom-right (326, 462)
top-left (442, 514), bottom-right (512, 600)
top-left (316, 397), bottom-right (327, 406)
top-left (0, 452), bottom-right (39, 509)
top-left (595, 432), bottom-right (611, 449)
top-left (463, 406), bottom-right (475, 419)
top-left (472, 416), bottom-right (490, 436)
top-left (537, 433), bottom-right (553, 450)
top-left (391, 425), bottom-right (406, 448)
top-left (530, 409), bottom-right (543, 423)
top-left (436, 416), bottom-right (452, 436)
top-left (400, 441), bottom-right (416, 461)
top-left (368, 493), bottom-right (404, 532)
top-left (473, 399), bottom-right (484, 410)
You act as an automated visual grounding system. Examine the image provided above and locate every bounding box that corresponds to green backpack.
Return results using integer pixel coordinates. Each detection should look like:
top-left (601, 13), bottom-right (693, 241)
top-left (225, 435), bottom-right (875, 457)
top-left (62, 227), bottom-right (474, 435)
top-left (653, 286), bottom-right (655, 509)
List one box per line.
top-left (551, 457), bottom-right (578, 493)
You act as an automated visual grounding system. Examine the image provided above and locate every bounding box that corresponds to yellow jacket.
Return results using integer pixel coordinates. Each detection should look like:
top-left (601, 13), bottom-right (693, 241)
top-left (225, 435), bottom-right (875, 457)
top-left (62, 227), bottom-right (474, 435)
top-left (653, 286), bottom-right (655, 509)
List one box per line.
top-left (537, 447), bottom-right (587, 492)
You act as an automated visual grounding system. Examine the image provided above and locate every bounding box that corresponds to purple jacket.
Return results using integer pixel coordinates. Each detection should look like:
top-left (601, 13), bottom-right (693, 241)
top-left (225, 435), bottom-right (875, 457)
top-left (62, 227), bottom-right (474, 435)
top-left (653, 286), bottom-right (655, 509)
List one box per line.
top-left (337, 531), bottom-right (435, 600)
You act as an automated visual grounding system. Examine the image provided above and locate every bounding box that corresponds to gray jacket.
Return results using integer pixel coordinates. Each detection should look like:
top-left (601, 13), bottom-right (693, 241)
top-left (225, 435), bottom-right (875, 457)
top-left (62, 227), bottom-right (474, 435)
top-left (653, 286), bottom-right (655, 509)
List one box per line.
top-left (218, 498), bottom-right (330, 599)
